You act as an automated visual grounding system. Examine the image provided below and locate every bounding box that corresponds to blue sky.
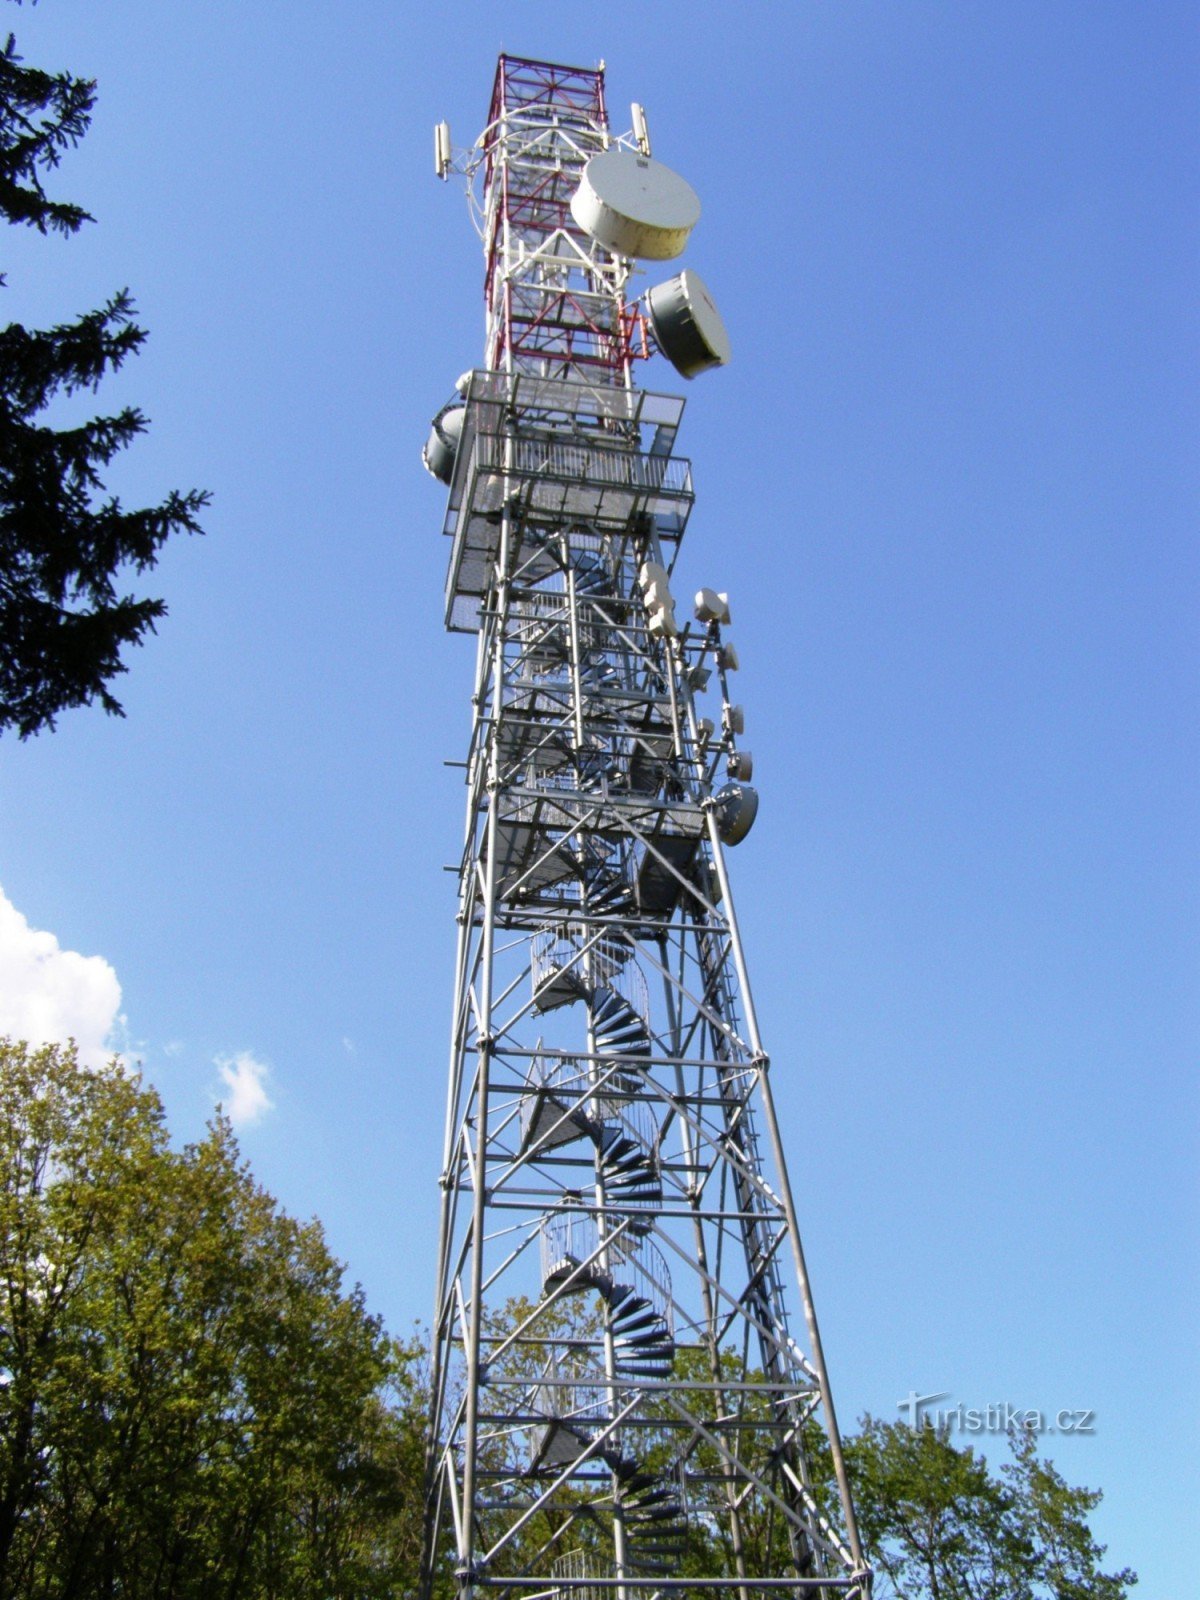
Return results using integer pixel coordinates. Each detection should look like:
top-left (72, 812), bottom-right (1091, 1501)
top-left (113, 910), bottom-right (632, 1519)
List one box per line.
top-left (1, 3), bottom-right (1195, 1591)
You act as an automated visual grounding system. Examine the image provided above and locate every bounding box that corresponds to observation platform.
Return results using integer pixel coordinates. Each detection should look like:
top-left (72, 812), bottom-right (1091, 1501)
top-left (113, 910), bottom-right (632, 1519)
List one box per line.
top-left (480, 782), bottom-right (705, 911)
top-left (442, 371), bottom-right (694, 631)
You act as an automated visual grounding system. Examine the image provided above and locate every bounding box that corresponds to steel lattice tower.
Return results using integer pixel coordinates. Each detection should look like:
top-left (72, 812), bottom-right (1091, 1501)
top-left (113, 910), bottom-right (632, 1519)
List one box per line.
top-left (421, 55), bottom-right (869, 1600)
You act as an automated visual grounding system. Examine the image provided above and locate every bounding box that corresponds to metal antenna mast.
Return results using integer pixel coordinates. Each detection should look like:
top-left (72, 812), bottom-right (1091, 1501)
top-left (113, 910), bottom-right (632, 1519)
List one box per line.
top-left (422, 54), bottom-right (869, 1600)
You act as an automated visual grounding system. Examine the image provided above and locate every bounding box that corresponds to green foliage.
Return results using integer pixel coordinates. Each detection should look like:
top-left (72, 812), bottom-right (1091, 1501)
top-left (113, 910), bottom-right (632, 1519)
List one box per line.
top-left (1002, 1428), bottom-right (1137, 1600)
top-left (0, 1037), bottom-right (421, 1598)
top-left (661, 1344), bottom-right (836, 1581)
top-left (0, 26), bottom-right (207, 739)
top-left (0, 1050), bottom-right (1135, 1599)
top-left (844, 1417), bottom-right (1136, 1600)
top-left (457, 1297), bottom-right (1136, 1600)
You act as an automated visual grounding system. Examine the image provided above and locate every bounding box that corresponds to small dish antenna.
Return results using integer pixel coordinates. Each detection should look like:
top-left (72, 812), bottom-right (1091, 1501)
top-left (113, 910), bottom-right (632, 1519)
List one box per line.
top-left (713, 781), bottom-right (759, 846)
top-left (570, 148), bottom-right (700, 260)
top-left (646, 268), bottom-right (731, 377)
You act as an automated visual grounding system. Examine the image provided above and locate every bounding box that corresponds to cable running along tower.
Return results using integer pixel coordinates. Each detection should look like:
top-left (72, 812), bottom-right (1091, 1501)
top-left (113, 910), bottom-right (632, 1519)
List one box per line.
top-left (422, 55), bottom-right (869, 1600)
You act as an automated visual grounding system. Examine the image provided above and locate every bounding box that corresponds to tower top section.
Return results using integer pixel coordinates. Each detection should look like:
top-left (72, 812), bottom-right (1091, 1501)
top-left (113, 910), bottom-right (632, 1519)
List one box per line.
top-left (487, 53), bottom-right (608, 131)
top-left (431, 53), bottom-right (728, 387)
top-left (479, 54), bottom-right (629, 380)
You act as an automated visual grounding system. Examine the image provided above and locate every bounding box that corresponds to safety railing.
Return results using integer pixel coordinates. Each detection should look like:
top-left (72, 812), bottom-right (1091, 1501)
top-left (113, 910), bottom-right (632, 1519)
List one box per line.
top-left (470, 431), bottom-right (692, 500)
top-left (551, 1549), bottom-right (609, 1600)
top-left (531, 926), bottom-right (647, 1010)
top-left (520, 1055), bottom-right (659, 1160)
top-left (534, 1358), bottom-right (608, 1432)
top-left (540, 1213), bottom-right (674, 1337)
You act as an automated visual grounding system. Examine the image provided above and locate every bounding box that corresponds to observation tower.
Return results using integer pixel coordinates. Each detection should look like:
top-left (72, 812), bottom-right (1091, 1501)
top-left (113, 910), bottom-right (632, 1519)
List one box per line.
top-left (420, 54), bottom-right (869, 1600)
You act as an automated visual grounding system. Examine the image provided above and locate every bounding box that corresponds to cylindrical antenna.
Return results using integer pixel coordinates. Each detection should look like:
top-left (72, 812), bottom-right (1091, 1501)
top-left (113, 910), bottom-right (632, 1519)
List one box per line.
top-left (631, 102), bottom-right (651, 156)
top-left (434, 121), bottom-right (452, 179)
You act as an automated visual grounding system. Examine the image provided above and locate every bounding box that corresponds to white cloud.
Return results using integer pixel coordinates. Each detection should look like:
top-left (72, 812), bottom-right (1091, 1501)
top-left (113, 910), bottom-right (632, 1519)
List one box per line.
top-left (0, 886), bottom-right (123, 1067)
top-left (215, 1051), bottom-right (274, 1127)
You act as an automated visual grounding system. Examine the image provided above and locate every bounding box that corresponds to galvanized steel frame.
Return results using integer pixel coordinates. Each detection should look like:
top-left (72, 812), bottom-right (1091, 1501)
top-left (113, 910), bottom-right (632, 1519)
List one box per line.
top-left (423, 53), bottom-right (869, 1600)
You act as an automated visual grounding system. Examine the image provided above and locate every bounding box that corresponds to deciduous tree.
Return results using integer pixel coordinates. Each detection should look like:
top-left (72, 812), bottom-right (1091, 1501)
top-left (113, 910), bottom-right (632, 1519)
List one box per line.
top-left (442, 1299), bottom-right (1136, 1600)
top-left (0, 1038), bottom-right (418, 1598)
top-left (844, 1416), bottom-right (1136, 1600)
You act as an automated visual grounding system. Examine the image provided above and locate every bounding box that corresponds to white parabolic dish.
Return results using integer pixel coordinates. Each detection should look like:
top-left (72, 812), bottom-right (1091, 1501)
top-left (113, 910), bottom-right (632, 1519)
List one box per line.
top-left (570, 148), bottom-right (700, 260)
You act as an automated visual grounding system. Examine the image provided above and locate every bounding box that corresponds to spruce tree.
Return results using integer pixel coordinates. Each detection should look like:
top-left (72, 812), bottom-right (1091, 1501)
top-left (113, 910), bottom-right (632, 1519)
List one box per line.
top-left (0, 24), bottom-right (206, 738)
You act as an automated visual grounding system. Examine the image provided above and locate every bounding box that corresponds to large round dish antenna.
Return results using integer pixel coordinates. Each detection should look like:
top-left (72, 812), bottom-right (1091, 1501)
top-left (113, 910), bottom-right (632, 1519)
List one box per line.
top-left (570, 148), bottom-right (700, 261)
top-left (646, 269), bottom-right (731, 378)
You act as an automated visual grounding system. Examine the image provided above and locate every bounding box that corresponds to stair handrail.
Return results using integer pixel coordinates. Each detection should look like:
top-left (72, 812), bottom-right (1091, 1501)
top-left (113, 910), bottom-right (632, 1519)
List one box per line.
top-left (532, 923), bottom-right (642, 1000)
top-left (607, 1234), bottom-right (674, 1339)
top-left (541, 1213), bottom-right (674, 1339)
top-left (595, 1093), bottom-right (658, 1167)
top-left (593, 955), bottom-right (649, 1038)
top-left (535, 1355), bottom-right (608, 1432)
top-left (551, 1548), bottom-right (607, 1600)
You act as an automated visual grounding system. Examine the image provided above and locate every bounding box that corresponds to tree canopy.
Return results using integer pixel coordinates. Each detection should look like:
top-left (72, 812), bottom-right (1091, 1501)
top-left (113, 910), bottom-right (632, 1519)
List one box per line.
top-left (0, 1039), bottom-right (1136, 1598)
top-left (845, 1416), bottom-right (1137, 1600)
top-left (435, 1287), bottom-right (1135, 1600)
top-left (0, 1038), bottom-right (422, 1598)
top-left (0, 25), bottom-right (206, 739)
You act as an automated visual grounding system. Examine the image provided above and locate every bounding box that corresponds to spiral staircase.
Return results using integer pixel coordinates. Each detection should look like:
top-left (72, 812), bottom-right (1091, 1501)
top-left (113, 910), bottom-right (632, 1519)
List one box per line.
top-left (521, 1055), bottom-right (661, 1231)
top-left (522, 1025), bottom-right (689, 1575)
top-left (514, 541), bottom-right (689, 1580)
top-left (533, 1221), bottom-right (687, 1576)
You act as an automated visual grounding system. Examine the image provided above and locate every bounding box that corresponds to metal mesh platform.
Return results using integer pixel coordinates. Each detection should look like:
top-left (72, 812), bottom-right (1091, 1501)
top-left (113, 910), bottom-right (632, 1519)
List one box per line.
top-left (443, 372), bottom-right (693, 630)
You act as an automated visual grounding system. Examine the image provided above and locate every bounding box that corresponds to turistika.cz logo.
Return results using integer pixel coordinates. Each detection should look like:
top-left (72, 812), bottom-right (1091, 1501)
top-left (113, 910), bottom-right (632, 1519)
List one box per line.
top-left (897, 1391), bottom-right (1096, 1436)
